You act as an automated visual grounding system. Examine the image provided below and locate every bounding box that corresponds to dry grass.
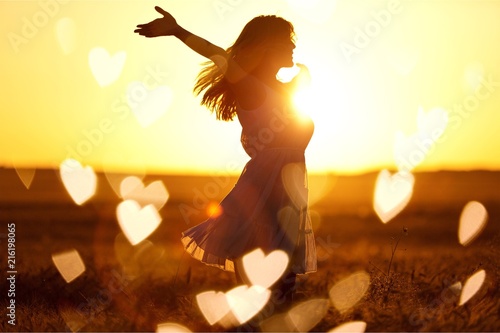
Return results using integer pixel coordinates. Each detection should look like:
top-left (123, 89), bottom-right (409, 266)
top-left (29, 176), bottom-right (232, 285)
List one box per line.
top-left (0, 201), bottom-right (499, 332)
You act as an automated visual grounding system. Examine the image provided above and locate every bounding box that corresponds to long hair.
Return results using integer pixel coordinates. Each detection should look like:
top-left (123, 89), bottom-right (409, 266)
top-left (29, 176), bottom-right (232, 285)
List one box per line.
top-left (194, 15), bottom-right (295, 121)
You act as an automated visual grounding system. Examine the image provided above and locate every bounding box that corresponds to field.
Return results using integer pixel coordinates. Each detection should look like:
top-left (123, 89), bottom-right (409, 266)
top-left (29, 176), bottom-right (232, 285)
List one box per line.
top-left (0, 168), bottom-right (499, 332)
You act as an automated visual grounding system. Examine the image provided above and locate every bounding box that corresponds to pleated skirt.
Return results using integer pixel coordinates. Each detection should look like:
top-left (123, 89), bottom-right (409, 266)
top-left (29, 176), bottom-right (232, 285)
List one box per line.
top-left (181, 148), bottom-right (317, 274)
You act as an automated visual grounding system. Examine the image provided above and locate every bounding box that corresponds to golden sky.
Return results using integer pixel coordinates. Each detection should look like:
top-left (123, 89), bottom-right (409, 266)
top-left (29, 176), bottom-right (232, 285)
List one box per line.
top-left (2, 0), bottom-right (500, 175)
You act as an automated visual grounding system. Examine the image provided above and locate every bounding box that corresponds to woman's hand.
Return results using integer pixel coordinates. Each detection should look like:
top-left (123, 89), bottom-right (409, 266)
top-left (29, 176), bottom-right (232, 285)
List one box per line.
top-left (134, 6), bottom-right (179, 37)
top-left (294, 63), bottom-right (311, 84)
top-left (286, 63), bottom-right (311, 93)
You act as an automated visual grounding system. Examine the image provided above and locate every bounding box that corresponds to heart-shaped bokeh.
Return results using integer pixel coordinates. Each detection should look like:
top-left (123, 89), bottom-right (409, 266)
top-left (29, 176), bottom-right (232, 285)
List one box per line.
top-left (102, 151), bottom-right (147, 199)
top-left (14, 167), bottom-right (36, 189)
top-left (306, 173), bottom-right (337, 207)
top-left (120, 176), bottom-right (169, 210)
top-left (196, 290), bottom-right (232, 326)
top-left (58, 304), bottom-right (86, 333)
top-left (225, 285), bottom-right (271, 325)
top-left (458, 201), bottom-right (488, 246)
top-left (393, 106), bottom-right (448, 172)
top-left (463, 61), bottom-right (484, 93)
top-left (126, 81), bottom-right (173, 128)
top-left (328, 321), bottom-right (367, 333)
top-left (416, 106), bottom-right (448, 137)
top-left (116, 200), bottom-right (162, 245)
top-left (329, 271), bottom-right (370, 313)
top-left (373, 170), bottom-right (414, 223)
top-left (242, 248), bottom-right (289, 289)
top-left (156, 323), bottom-right (191, 332)
top-left (459, 269), bottom-right (486, 306)
top-left (88, 47), bottom-right (126, 87)
top-left (55, 17), bottom-right (76, 55)
top-left (60, 159), bottom-right (97, 205)
top-left (260, 298), bottom-right (330, 332)
top-left (281, 163), bottom-right (308, 210)
top-left (449, 282), bottom-right (462, 295)
top-left (287, 299), bottom-right (330, 332)
top-left (52, 249), bottom-right (86, 283)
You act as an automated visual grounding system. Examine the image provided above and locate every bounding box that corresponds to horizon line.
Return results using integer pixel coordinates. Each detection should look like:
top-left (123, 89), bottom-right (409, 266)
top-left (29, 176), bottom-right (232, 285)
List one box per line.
top-left (2, 165), bottom-right (500, 177)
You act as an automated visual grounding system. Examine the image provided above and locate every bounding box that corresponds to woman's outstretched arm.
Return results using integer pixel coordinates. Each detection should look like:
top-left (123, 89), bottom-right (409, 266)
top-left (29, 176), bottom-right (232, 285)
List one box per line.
top-left (134, 6), bottom-right (248, 83)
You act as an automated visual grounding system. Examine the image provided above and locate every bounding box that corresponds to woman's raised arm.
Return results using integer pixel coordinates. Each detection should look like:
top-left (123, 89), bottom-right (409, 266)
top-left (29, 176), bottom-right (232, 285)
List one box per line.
top-left (134, 6), bottom-right (248, 84)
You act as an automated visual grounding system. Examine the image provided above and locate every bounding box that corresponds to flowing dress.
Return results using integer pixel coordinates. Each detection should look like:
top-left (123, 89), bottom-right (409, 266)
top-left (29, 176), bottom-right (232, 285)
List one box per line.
top-left (181, 79), bottom-right (317, 274)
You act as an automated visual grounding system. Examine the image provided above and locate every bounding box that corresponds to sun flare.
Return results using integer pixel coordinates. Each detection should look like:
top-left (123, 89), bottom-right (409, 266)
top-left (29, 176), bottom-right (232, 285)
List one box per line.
top-left (2, 1), bottom-right (500, 174)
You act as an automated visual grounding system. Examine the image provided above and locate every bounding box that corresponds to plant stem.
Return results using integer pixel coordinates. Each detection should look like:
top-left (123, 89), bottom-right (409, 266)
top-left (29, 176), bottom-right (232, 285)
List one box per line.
top-left (369, 260), bottom-right (387, 276)
top-left (387, 233), bottom-right (402, 279)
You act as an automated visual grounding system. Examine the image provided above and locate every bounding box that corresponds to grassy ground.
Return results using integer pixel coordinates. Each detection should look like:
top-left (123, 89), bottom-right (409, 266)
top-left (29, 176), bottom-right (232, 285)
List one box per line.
top-left (1, 199), bottom-right (499, 332)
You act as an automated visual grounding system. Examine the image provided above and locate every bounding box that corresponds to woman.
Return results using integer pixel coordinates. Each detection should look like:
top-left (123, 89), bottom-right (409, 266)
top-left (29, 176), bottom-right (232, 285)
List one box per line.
top-left (135, 6), bottom-right (316, 308)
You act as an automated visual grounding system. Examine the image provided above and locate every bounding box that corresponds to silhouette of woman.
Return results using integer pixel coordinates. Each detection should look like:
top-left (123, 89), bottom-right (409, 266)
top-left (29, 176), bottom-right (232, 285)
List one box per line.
top-left (135, 6), bottom-right (317, 308)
